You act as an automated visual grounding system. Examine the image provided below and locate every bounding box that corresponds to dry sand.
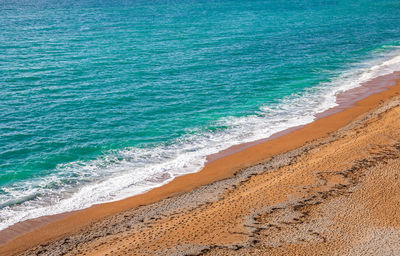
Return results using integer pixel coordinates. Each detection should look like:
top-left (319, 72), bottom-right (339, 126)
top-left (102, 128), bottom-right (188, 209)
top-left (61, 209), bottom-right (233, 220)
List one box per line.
top-left (1, 73), bottom-right (400, 255)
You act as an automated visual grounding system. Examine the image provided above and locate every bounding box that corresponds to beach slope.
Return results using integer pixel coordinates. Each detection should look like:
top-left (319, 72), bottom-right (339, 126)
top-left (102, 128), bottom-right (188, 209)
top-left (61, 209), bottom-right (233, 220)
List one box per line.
top-left (2, 79), bottom-right (400, 255)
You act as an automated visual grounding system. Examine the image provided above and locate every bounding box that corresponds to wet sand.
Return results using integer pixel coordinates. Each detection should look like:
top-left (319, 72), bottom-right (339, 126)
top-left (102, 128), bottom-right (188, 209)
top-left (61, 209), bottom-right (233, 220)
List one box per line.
top-left (1, 72), bottom-right (400, 255)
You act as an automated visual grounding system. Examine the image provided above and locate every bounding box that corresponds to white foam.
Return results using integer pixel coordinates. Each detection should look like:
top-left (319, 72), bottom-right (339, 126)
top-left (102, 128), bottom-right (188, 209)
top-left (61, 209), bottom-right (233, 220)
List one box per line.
top-left (1, 48), bottom-right (400, 231)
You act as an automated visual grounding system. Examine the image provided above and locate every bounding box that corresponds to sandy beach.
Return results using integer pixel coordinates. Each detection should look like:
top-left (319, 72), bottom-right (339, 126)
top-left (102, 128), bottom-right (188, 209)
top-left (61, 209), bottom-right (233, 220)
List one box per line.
top-left (1, 72), bottom-right (400, 255)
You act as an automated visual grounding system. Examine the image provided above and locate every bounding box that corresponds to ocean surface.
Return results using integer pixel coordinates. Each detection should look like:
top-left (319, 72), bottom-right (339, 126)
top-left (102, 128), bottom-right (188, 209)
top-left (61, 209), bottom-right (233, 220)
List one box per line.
top-left (1, 0), bottom-right (400, 230)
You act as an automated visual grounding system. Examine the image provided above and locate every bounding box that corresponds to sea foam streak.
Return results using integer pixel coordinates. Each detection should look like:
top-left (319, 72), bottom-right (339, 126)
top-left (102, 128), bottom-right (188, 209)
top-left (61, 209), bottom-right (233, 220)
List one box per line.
top-left (1, 48), bottom-right (400, 231)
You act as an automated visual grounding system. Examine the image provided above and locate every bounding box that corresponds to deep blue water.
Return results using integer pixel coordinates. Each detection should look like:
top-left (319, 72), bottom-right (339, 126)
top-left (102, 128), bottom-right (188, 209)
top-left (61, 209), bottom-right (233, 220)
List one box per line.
top-left (1, 0), bottom-right (400, 229)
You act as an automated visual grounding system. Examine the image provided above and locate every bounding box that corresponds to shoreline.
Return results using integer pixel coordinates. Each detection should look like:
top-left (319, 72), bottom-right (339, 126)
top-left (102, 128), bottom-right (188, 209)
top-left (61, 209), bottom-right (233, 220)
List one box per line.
top-left (1, 71), bottom-right (400, 255)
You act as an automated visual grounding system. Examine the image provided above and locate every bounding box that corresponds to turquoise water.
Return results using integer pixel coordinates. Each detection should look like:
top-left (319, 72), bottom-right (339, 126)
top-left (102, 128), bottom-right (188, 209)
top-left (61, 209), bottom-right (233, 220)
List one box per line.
top-left (1, 0), bottom-right (400, 229)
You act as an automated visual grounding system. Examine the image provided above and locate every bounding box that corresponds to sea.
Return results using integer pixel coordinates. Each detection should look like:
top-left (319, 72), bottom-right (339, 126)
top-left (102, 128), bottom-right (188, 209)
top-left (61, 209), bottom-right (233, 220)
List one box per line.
top-left (1, 0), bottom-right (400, 230)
